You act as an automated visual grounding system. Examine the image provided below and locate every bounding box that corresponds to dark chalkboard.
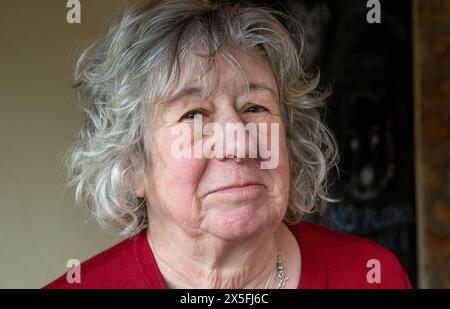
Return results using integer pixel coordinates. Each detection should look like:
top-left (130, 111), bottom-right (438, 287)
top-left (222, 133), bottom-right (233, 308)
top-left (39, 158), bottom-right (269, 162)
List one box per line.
top-left (283, 0), bottom-right (417, 287)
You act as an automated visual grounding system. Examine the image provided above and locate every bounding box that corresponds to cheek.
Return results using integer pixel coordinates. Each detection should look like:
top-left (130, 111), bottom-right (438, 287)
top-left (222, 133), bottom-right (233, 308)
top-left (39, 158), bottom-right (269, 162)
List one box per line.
top-left (148, 130), bottom-right (207, 213)
top-left (264, 121), bottom-right (290, 173)
top-left (278, 127), bottom-right (290, 174)
top-left (268, 125), bottom-right (290, 200)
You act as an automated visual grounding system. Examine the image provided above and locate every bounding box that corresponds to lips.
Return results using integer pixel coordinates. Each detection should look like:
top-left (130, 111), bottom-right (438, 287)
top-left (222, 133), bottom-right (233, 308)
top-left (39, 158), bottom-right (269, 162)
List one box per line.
top-left (207, 181), bottom-right (265, 196)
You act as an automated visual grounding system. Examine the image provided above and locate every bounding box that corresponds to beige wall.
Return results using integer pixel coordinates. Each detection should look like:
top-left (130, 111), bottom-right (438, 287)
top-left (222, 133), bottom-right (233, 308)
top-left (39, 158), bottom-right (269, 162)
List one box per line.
top-left (0, 0), bottom-right (129, 288)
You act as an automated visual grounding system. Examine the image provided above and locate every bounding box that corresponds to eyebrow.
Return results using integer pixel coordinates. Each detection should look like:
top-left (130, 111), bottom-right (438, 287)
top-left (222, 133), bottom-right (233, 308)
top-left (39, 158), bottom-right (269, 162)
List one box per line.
top-left (167, 82), bottom-right (278, 103)
top-left (246, 82), bottom-right (278, 98)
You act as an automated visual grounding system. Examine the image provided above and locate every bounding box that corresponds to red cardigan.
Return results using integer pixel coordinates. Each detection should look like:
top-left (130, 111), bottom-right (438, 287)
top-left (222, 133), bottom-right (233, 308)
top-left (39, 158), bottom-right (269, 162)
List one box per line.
top-left (44, 222), bottom-right (411, 289)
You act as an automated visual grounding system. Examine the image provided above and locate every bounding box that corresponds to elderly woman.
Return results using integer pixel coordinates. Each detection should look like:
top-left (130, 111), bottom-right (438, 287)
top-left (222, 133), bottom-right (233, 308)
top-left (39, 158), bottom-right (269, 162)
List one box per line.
top-left (46, 0), bottom-right (411, 289)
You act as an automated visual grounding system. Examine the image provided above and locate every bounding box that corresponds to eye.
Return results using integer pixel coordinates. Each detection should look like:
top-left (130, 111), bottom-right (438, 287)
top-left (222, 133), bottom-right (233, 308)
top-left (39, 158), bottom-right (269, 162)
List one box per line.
top-left (180, 109), bottom-right (207, 121)
top-left (244, 104), bottom-right (268, 113)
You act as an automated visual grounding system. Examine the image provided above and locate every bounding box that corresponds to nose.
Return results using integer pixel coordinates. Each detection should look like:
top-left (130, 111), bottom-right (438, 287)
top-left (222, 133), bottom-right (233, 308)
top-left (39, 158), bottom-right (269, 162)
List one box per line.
top-left (211, 106), bottom-right (257, 163)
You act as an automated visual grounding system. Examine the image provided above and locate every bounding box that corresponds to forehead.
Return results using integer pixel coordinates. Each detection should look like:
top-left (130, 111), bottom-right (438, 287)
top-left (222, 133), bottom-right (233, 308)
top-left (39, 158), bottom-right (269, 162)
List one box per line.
top-left (163, 47), bottom-right (279, 104)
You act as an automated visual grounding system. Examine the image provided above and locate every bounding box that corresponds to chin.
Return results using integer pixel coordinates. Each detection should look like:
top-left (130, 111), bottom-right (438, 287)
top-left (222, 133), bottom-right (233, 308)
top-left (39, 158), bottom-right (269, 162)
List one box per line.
top-left (202, 205), bottom-right (276, 241)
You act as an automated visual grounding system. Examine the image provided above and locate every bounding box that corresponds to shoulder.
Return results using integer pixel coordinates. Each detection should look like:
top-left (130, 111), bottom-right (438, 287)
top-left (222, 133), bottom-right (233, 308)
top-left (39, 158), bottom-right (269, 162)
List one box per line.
top-left (290, 221), bottom-right (412, 289)
top-left (43, 231), bottom-right (149, 289)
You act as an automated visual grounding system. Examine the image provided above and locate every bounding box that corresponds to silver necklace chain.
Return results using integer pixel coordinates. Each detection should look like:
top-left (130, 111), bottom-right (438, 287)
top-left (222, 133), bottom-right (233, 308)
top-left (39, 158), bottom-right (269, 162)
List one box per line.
top-left (263, 252), bottom-right (288, 289)
top-left (276, 253), bottom-right (288, 289)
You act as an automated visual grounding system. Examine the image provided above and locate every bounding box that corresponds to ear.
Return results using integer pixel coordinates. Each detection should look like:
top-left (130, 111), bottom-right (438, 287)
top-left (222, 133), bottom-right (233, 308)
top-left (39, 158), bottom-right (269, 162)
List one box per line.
top-left (134, 182), bottom-right (146, 198)
top-left (131, 169), bottom-right (147, 198)
top-left (129, 155), bottom-right (149, 198)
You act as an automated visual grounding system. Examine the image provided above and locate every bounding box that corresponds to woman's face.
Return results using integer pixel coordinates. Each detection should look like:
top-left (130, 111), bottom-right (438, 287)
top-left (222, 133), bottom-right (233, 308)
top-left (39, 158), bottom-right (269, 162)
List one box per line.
top-left (137, 48), bottom-right (290, 241)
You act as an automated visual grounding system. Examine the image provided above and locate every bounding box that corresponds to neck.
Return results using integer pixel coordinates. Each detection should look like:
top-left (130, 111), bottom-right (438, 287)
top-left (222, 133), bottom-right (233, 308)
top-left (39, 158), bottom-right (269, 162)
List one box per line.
top-left (147, 218), bottom-right (284, 289)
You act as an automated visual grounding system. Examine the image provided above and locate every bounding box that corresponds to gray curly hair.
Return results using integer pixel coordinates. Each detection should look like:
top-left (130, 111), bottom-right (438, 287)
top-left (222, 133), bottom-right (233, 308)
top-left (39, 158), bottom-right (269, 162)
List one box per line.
top-left (66, 0), bottom-right (338, 236)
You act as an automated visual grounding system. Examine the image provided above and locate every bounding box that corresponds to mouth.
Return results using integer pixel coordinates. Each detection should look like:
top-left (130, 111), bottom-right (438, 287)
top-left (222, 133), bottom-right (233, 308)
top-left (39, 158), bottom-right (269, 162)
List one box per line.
top-left (207, 182), bottom-right (265, 197)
